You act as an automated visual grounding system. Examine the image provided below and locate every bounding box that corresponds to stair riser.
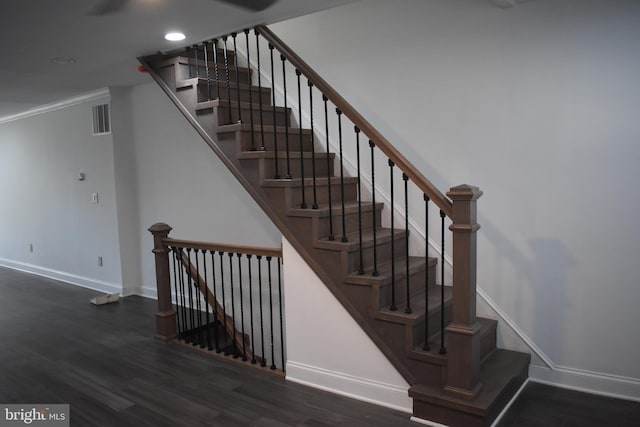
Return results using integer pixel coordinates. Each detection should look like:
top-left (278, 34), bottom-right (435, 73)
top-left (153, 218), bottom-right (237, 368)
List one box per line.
top-left (197, 83), bottom-right (272, 105)
top-left (234, 130), bottom-right (316, 152)
top-left (256, 157), bottom-right (333, 181)
top-left (215, 105), bottom-right (291, 127)
top-left (266, 181), bottom-right (358, 209)
top-left (312, 206), bottom-right (382, 240)
top-left (338, 234), bottom-right (408, 275)
top-left (375, 265), bottom-right (435, 310)
top-left (175, 63), bottom-right (252, 85)
top-left (412, 302), bottom-right (454, 350)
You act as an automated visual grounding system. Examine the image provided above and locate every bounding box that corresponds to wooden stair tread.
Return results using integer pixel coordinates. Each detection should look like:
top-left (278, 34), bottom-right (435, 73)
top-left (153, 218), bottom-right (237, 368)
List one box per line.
top-left (288, 201), bottom-right (382, 218)
top-left (345, 256), bottom-right (436, 286)
top-left (177, 77), bottom-right (260, 92)
top-left (196, 99), bottom-right (290, 113)
top-left (377, 285), bottom-right (452, 323)
top-left (218, 122), bottom-right (312, 135)
top-left (238, 151), bottom-right (334, 160)
top-left (409, 349), bottom-right (530, 418)
top-left (314, 226), bottom-right (405, 251)
top-left (261, 176), bottom-right (359, 187)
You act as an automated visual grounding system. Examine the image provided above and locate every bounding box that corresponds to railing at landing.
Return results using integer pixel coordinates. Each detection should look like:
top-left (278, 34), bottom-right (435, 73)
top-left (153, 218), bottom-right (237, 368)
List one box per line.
top-left (149, 223), bottom-right (285, 374)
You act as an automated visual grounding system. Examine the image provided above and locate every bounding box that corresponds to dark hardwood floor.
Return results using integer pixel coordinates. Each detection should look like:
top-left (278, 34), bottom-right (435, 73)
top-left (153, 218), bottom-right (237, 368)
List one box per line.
top-left (1, 267), bottom-right (639, 426)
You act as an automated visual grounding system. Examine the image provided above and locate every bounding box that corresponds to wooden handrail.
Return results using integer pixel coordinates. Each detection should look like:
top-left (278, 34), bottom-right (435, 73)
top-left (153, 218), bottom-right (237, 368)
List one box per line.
top-left (256, 25), bottom-right (453, 218)
top-left (164, 237), bottom-right (282, 258)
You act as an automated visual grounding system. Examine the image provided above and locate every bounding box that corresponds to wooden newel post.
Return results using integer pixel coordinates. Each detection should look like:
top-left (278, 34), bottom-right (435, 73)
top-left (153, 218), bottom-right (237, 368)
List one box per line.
top-left (149, 223), bottom-right (177, 342)
top-left (445, 184), bottom-right (483, 400)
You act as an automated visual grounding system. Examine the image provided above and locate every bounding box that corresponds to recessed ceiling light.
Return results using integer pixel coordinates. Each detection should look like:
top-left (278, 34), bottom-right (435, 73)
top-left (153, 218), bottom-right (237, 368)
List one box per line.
top-left (51, 57), bottom-right (76, 65)
top-left (165, 32), bottom-right (186, 41)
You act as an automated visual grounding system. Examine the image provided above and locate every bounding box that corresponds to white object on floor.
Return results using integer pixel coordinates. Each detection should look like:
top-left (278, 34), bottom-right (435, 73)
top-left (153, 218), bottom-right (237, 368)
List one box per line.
top-left (90, 293), bottom-right (120, 305)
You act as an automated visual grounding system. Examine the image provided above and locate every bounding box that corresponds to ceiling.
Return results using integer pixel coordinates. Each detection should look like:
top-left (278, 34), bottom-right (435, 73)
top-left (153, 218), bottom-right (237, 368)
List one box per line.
top-left (0, 0), bottom-right (356, 119)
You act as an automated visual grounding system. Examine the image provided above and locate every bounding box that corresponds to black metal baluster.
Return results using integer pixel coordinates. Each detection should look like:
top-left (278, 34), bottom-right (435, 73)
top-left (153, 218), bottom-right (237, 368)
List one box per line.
top-left (222, 36), bottom-right (233, 124)
top-left (193, 45), bottom-right (200, 78)
top-left (336, 109), bottom-right (348, 242)
top-left (232, 33), bottom-right (242, 124)
top-left (423, 195), bottom-right (431, 351)
top-left (309, 80), bottom-right (318, 209)
top-left (370, 141), bottom-right (379, 276)
top-left (403, 174), bottom-right (412, 314)
top-left (296, 69), bottom-right (306, 208)
top-left (185, 248), bottom-right (196, 345)
top-left (219, 251), bottom-right (228, 354)
top-left (185, 46), bottom-right (193, 79)
top-left (257, 255), bottom-right (266, 367)
top-left (269, 43), bottom-right (280, 178)
top-left (440, 210), bottom-right (447, 355)
top-left (203, 41), bottom-right (211, 101)
top-left (277, 257), bottom-right (285, 372)
top-left (281, 54), bottom-right (292, 179)
top-left (237, 253), bottom-right (247, 361)
top-left (389, 160), bottom-right (397, 311)
top-left (354, 127), bottom-right (365, 274)
top-left (201, 250), bottom-right (212, 349)
top-left (171, 248), bottom-right (182, 339)
top-left (247, 255), bottom-right (257, 364)
top-left (228, 252), bottom-right (238, 358)
top-left (244, 29), bottom-right (256, 151)
top-left (255, 29), bottom-right (266, 151)
top-left (267, 256), bottom-right (276, 370)
top-left (210, 250), bottom-right (220, 352)
top-left (323, 95), bottom-right (334, 240)
top-left (212, 39), bottom-right (220, 100)
top-left (177, 248), bottom-right (188, 341)
top-left (195, 249), bottom-right (204, 347)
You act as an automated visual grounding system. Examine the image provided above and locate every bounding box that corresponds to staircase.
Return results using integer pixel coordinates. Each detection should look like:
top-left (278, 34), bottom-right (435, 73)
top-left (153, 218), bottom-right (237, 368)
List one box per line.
top-left (140, 26), bottom-right (530, 427)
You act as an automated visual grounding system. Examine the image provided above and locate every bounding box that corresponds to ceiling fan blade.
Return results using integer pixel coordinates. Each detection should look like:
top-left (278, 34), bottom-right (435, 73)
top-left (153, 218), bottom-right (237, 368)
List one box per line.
top-left (214, 0), bottom-right (277, 12)
top-left (88, 0), bottom-right (130, 16)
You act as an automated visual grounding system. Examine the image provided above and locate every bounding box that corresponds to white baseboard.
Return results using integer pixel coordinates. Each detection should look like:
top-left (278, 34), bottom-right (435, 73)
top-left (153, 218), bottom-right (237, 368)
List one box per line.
top-left (135, 286), bottom-right (157, 300)
top-left (0, 258), bottom-right (122, 295)
top-left (529, 364), bottom-right (640, 402)
top-left (286, 360), bottom-right (412, 414)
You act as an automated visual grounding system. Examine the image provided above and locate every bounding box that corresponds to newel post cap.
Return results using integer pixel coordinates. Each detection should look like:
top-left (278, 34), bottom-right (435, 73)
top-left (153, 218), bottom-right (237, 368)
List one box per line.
top-left (447, 184), bottom-right (483, 201)
top-left (148, 223), bottom-right (172, 235)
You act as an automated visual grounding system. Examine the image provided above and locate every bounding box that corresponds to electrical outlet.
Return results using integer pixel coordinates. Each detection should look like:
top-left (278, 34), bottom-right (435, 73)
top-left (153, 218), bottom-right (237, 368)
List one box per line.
top-left (98, 256), bottom-right (103, 267)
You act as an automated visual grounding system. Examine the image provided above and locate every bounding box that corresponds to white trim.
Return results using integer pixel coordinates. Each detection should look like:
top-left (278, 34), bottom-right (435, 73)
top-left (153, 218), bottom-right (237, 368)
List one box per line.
top-left (409, 417), bottom-right (449, 427)
top-left (286, 360), bottom-right (412, 414)
top-left (490, 378), bottom-right (530, 426)
top-left (529, 365), bottom-right (640, 402)
top-left (135, 286), bottom-right (158, 300)
top-left (0, 88), bottom-right (111, 124)
top-left (0, 258), bottom-right (122, 295)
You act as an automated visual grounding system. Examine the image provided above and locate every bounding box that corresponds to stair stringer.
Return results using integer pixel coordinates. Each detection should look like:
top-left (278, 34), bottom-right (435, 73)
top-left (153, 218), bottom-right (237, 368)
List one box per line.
top-left (139, 54), bottom-right (420, 384)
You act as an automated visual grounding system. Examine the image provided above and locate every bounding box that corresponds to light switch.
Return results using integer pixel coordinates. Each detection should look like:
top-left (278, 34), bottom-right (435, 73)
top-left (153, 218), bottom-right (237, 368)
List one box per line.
top-left (92, 193), bottom-right (99, 203)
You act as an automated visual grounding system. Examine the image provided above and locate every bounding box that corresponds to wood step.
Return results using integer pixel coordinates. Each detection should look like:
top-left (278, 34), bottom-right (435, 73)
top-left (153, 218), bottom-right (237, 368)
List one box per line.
top-left (409, 349), bottom-right (530, 427)
top-left (262, 176), bottom-right (359, 209)
top-left (238, 150), bottom-right (334, 180)
top-left (217, 123), bottom-right (314, 152)
top-left (288, 201), bottom-right (383, 239)
top-left (164, 56), bottom-right (251, 84)
top-left (197, 100), bottom-right (291, 128)
top-left (177, 78), bottom-right (272, 105)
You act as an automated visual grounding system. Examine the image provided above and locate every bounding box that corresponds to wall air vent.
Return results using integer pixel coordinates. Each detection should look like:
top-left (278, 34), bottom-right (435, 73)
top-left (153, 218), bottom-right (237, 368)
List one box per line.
top-left (92, 103), bottom-right (111, 135)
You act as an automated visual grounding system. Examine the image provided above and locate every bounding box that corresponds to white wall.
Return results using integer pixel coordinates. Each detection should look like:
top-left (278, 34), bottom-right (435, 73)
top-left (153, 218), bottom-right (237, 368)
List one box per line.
top-left (126, 82), bottom-right (281, 297)
top-left (0, 92), bottom-right (124, 293)
top-left (270, 0), bottom-right (640, 399)
top-left (283, 238), bottom-right (412, 412)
